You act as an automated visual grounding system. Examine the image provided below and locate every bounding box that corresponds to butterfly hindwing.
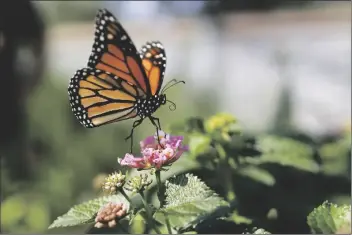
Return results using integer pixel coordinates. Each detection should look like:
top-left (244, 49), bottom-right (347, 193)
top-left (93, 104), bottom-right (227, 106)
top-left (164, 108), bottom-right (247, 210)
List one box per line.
top-left (68, 67), bottom-right (139, 128)
top-left (140, 41), bottom-right (166, 96)
top-left (87, 9), bottom-right (152, 96)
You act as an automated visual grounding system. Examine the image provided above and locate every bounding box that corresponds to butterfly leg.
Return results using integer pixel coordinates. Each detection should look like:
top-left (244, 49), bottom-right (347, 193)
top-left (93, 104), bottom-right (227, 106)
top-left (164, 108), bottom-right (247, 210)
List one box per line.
top-left (149, 116), bottom-right (163, 147)
top-left (151, 116), bottom-right (162, 130)
top-left (125, 118), bottom-right (143, 153)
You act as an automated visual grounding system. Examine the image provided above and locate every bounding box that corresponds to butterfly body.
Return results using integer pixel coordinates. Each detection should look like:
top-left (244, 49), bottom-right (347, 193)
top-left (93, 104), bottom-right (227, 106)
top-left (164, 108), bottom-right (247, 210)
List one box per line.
top-left (68, 9), bottom-right (183, 152)
top-left (135, 94), bottom-right (166, 119)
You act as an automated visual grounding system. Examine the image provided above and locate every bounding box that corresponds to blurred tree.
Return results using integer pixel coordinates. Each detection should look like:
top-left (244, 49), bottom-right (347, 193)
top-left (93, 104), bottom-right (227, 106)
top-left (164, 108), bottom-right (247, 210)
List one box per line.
top-left (35, 1), bottom-right (102, 25)
top-left (0, 0), bottom-right (45, 180)
top-left (203, 0), bottom-right (314, 15)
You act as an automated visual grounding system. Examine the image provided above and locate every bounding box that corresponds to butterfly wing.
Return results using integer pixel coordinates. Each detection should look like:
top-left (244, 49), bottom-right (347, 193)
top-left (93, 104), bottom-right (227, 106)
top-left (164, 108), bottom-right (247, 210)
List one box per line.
top-left (87, 9), bottom-right (151, 96)
top-left (140, 41), bottom-right (166, 96)
top-left (68, 67), bottom-right (145, 128)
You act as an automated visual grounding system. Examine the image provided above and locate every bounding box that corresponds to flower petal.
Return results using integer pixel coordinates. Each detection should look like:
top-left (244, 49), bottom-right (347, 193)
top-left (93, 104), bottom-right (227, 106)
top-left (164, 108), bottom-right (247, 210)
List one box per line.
top-left (118, 153), bottom-right (147, 169)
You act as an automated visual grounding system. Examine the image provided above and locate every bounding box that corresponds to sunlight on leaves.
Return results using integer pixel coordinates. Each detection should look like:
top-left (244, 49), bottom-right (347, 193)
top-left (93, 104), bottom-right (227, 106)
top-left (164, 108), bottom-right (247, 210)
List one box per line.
top-left (154, 173), bottom-right (229, 230)
top-left (307, 201), bottom-right (351, 234)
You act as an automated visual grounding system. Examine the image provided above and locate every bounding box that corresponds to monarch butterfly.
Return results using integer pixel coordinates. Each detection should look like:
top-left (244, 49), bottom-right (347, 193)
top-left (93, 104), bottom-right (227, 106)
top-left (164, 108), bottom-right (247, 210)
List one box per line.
top-left (68, 9), bottom-right (184, 152)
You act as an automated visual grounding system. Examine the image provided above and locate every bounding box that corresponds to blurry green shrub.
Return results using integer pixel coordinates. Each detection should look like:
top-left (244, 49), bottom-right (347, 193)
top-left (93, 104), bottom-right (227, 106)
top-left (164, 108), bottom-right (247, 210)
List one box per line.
top-left (1, 193), bottom-right (50, 233)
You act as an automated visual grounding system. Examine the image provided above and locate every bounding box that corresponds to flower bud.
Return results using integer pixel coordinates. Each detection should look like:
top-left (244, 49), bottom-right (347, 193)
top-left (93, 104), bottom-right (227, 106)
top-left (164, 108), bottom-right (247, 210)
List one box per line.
top-left (94, 202), bottom-right (127, 228)
top-left (124, 174), bottom-right (152, 193)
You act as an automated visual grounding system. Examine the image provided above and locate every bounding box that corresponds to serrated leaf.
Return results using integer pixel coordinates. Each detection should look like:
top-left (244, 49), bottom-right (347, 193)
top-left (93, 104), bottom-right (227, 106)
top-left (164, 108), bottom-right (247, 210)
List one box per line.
top-left (245, 135), bottom-right (319, 173)
top-left (307, 201), bottom-right (351, 234)
top-left (48, 195), bottom-right (130, 229)
top-left (154, 173), bottom-right (229, 230)
top-left (252, 228), bottom-right (271, 234)
top-left (243, 227), bottom-right (271, 234)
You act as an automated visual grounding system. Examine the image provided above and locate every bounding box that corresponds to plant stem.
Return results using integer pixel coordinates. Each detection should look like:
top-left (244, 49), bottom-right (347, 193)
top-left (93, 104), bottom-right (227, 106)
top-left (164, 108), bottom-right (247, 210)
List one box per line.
top-left (215, 143), bottom-right (235, 201)
top-left (224, 154), bottom-right (235, 201)
top-left (164, 211), bottom-right (172, 234)
top-left (156, 171), bottom-right (172, 233)
top-left (119, 188), bottom-right (131, 204)
top-left (139, 191), bottom-right (162, 234)
top-left (155, 170), bottom-right (164, 207)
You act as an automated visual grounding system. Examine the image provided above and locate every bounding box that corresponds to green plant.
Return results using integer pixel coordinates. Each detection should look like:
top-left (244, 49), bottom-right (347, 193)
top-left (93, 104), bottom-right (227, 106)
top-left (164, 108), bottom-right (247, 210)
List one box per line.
top-left (307, 201), bottom-right (351, 234)
top-left (47, 113), bottom-right (351, 233)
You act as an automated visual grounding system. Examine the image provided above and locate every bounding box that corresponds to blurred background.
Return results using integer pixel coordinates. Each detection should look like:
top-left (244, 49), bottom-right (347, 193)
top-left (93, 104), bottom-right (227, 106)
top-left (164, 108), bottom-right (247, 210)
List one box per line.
top-left (0, 0), bottom-right (350, 233)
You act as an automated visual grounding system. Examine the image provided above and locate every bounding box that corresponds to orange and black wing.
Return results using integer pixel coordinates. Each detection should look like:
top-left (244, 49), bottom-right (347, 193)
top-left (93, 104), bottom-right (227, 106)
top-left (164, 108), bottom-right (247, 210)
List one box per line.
top-left (87, 9), bottom-right (151, 96)
top-left (140, 41), bottom-right (166, 96)
top-left (68, 67), bottom-right (145, 128)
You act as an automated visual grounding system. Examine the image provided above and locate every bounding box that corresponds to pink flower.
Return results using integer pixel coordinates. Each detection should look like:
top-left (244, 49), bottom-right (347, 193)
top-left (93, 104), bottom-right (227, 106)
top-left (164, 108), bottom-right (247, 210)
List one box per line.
top-left (118, 131), bottom-right (188, 170)
top-left (140, 130), bottom-right (188, 152)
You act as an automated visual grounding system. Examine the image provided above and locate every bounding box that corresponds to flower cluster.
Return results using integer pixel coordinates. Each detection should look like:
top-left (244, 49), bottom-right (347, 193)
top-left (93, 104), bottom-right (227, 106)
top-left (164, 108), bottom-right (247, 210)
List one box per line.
top-left (94, 202), bottom-right (127, 228)
top-left (102, 171), bottom-right (126, 194)
top-left (124, 173), bottom-right (152, 193)
top-left (118, 130), bottom-right (188, 170)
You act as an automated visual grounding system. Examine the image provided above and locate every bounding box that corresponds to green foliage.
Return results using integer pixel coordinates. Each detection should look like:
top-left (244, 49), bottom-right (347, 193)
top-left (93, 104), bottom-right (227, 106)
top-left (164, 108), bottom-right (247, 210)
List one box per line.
top-left (4, 72), bottom-right (350, 234)
top-left (243, 227), bottom-right (271, 234)
top-left (247, 135), bottom-right (320, 172)
top-left (154, 174), bottom-right (229, 231)
top-left (318, 135), bottom-right (351, 177)
top-left (307, 201), bottom-right (351, 234)
top-left (49, 194), bottom-right (130, 229)
top-left (236, 166), bottom-right (275, 186)
top-left (129, 208), bottom-right (147, 234)
top-left (225, 210), bottom-right (253, 225)
top-left (188, 134), bottom-right (212, 157)
top-left (168, 113), bottom-right (351, 234)
top-left (1, 194), bottom-right (50, 233)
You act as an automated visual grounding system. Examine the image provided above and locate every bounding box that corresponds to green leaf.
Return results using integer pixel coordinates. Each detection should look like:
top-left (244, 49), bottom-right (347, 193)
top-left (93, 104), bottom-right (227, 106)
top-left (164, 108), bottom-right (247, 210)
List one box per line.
top-left (189, 134), bottom-right (212, 157)
top-left (0, 194), bottom-right (50, 233)
top-left (243, 227), bottom-right (271, 234)
top-left (307, 201), bottom-right (351, 234)
top-left (0, 195), bottom-right (27, 228)
top-left (245, 135), bottom-right (319, 173)
top-left (318, 138), bottom-right (351, 177)
top-left (182, 231), bottom-right (198, 234)
top-left (226, 210), bottom-right (253, 225)
top-left (237, 165), bottom-right (276, 186)
top-left (48, 194), bottom-right (130, 229)
top-left (154, 173), bottom-right (229, 230)
top-left (129, 208), bottom-right (146, 234)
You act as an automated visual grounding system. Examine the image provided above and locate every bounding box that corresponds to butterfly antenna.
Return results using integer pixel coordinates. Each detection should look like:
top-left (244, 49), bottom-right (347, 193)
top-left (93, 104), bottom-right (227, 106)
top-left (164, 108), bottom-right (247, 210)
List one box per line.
top-left (166, 99), bottom-right (177, 111)
top-left (161, 79), bottom-right (177, 93)
top-left (161, 80), bottom-right (185, 94)
top-left (162, 79), bottom-right (177, 88)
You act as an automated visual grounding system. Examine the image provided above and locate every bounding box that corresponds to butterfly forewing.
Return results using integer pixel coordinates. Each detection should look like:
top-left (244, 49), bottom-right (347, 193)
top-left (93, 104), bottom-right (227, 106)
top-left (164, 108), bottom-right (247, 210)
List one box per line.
top-left (68, 67), bottom-right (139, 128)
top-left (87, 9), bottom-right (152, 95)
top-left (140, 41), bottom-right (167, 96)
